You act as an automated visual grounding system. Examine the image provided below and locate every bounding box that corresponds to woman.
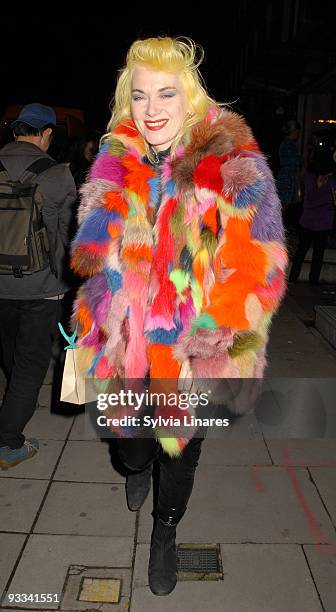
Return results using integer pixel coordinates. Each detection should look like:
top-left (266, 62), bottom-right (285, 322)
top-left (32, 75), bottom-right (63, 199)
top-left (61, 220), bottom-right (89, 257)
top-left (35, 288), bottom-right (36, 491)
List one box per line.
top-left (67, 134), bottom-right (99, 190)
top-left (70, 37), bottom-right (287, 596)
top-left (289, 147), bottom-right (336, 285)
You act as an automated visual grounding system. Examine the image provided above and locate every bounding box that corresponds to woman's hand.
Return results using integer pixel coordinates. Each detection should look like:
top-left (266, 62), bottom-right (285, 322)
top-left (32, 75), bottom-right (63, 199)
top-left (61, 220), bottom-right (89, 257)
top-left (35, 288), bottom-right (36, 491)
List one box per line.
top-left (178, 359), bottom-right (202, 396)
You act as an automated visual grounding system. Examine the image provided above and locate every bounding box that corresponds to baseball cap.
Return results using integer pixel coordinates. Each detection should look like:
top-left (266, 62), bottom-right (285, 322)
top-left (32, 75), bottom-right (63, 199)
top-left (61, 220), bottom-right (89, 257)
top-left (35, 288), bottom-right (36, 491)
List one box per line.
top-left (10, 103), bottom-right (57, 129)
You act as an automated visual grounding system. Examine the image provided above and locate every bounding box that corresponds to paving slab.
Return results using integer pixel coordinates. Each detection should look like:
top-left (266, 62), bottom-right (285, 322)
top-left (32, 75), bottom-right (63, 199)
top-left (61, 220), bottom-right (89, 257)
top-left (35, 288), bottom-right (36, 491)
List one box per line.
top-left (309, 468), bottom-right (336, 525)
top-left (34, 482), bottom-right (135, 536)
top-left (199, 438), bottom-right (271, 466)
top-left (3, 534), bottom-right (133, 610)
top-left (269, 324), bottom-right (327, 351)
top-left (0, 479), bottom-right (48, 533)
top-left (131, 543), bottom-right (322, 612)
top-left (265, 351), bottom-right (336, 377)
top-left (69, 411), bottom-right (98, 441)
top-left (0, 440), bottom-right (64, 480)
top-left (54, 441), bottom-right (125, 483)
top-left (208, 409), bottom-right (264, 439)
top-left (0, 533), bottom-right (26, 598)
top-left (138, 466), bottom-right (336, 544)
top-left (266, 439), bottom-right (336, 466)
top-left (304, 545), bottom-right (336, 612)
top-left (257, 383), bottom-right (336, 438)
top-left (38, 384), bottom-right (53, 408)
top-left (23, 409), bottom-right (74, 440)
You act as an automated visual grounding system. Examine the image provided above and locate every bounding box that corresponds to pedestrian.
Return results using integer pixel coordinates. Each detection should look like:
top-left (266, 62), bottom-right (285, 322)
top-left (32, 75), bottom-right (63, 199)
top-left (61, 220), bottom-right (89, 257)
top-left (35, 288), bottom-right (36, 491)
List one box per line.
top-left (70, 37), bottom-right (287, 595)
top-left (0, 103), bottom-right (77, 468)
top-left (67, 134), bottom-right (99, 190)
top-left (277, 119), bottom-right (302, 229)
top-left (289, 147), bottom-right (336, 285)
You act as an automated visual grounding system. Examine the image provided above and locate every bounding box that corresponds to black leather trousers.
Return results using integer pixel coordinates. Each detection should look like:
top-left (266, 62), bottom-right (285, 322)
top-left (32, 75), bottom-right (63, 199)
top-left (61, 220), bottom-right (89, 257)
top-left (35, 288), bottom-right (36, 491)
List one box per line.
top-left (118, 435), bottom-right (205, 525)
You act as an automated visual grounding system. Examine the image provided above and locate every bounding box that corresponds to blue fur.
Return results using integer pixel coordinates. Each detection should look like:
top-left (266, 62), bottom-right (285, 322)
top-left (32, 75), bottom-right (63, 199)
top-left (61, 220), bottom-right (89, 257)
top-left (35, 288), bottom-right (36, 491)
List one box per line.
top-left (97, 143), bottom-right (109, 157)
top-left (148, 177), bottom-right (161, 206)
top-left (147, 321), bottom-right (183, 344)
top-left (235, 180), bottom-right (266, 208)
top-left (73, 209), bottom-right (121, 246)
top-left (88, 349), bottom-right (104, 376)
top-left (105, 269), bottom-right (122, 293)
top-left (166, 179), bottom-right (176, 197)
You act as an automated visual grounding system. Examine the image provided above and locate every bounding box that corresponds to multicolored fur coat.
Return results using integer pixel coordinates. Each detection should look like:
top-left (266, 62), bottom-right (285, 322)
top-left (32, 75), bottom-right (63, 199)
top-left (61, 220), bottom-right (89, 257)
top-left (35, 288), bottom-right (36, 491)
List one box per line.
top-left (71, 107), bottom-right (288, 456)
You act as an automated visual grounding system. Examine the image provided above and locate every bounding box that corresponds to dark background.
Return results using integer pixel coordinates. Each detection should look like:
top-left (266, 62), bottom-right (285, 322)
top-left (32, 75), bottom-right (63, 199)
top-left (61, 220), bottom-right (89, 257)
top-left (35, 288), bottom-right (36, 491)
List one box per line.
top-left (1, 1), bottom-right (336, 168)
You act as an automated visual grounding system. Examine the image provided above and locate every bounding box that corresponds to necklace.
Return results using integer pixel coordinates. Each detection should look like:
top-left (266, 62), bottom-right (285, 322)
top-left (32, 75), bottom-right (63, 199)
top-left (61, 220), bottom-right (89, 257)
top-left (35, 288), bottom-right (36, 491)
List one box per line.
top-left (149, 146), bottom-right (160, 165)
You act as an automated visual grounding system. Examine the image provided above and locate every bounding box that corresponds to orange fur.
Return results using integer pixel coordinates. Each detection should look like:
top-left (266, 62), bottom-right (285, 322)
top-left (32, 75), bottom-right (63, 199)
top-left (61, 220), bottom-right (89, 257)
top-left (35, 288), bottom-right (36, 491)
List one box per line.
top-left (147, 344), bottom-right (181, 379)
top-left (114, 119), bottom-right (139, 138)
top-left (206, 275), bottom-right (253, 329)
top-left (220, 218), bottom-right (268, 285)
top-left (203, 204), bottom-right (218, 234)
top-left (121, 244), bottom-right (153, 262)
top-left (104, 192), bottom-right (129, 217)
top-left (123, 154), bottom-right (155, 204)
top-left (77, 300), bottom-right (94, 336)
top-left (108, 222), bottom-right (123, 238)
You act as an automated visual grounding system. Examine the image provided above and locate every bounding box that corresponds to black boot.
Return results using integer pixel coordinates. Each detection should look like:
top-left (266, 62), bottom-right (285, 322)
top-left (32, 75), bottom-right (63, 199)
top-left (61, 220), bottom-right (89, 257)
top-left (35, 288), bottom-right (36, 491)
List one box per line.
top-left (126, 464), bottom-right (153, 511)
top-left (148, 517), bottom-right (177, 596)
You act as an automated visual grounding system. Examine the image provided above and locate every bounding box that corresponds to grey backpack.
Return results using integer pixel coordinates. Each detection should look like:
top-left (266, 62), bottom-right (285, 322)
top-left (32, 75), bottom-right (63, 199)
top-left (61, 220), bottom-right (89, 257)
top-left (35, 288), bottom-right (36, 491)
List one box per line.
top-left (0, 158), bottom-right (57, 277)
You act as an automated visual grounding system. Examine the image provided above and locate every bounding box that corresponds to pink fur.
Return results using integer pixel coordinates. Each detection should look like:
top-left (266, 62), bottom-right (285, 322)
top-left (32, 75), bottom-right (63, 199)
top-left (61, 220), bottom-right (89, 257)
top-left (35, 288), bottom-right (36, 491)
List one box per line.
top-left (123, 269), bottom-right (149, 302)
top-left (78, 179), bottom-right (116, 224)
top-left (272, 245), bottom-right (288, 270)
top-left (125, 300), bottom-right (148, 377)
top-left (184, 196), bottom-right (199, 224)
top-left (95, 290), bottom-right (112, 326)
top-left (89, 153), bottom-right (127, 185)
top-left (81, 325), bottom-right (100, 348)
top-left (95, 356), bottom-right (115, 378)
top-left (191, 354), bottom-right (229, 377)
top-left (194, 189), bottom-right (217, 214)
top-left (257, 270), bottom-right (286, 302)
top-left (221, 156), bottom-right (262, 196)
top-left (174, 327), bottom-right (234, 361)
top-left (161, 156), bottom-right (173, 183)
top-left (178, 295), bottom-right (196, 330)
top-left (144, 312), bottom-right (176, 332)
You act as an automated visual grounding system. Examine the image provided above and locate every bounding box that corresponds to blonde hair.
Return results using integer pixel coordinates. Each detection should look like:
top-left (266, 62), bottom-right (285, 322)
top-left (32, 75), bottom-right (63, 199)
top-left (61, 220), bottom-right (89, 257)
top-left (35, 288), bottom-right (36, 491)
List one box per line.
top-left (102, 36), bottom-right (220, 154)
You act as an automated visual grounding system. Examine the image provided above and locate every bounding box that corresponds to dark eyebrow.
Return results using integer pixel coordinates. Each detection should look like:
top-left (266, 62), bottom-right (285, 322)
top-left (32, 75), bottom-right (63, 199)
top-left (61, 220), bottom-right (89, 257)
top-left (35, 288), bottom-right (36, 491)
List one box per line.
top-left (131, 87), bottom-right (178, 93)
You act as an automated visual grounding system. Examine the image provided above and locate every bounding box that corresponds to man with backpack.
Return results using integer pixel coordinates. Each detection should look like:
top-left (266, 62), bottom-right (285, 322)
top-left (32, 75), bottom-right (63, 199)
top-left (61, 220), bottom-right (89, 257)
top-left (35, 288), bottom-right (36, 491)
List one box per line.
top-left (0, 103), bottom-right (77, 468)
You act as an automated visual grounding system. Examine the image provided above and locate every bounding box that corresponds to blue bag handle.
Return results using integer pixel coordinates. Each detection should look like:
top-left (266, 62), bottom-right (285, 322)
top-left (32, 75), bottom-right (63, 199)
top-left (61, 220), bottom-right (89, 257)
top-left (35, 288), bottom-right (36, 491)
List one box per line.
top-left (58, 322), bottom-right (78, 350)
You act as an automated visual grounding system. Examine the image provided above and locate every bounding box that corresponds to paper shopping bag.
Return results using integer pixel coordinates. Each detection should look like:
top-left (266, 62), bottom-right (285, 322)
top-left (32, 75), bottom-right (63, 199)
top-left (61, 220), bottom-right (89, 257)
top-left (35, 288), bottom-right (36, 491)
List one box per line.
top-left (60, 348), bottom-right (86, 404)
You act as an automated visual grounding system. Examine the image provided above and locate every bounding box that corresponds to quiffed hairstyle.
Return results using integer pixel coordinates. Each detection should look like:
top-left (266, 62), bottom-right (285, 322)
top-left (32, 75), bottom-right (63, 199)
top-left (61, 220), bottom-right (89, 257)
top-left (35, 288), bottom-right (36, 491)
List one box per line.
top-left (103, 37), bottom-right (219, 153)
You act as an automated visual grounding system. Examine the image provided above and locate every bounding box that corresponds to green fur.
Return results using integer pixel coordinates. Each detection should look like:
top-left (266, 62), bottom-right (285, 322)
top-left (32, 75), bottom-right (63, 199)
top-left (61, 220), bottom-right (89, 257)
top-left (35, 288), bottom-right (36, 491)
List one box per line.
top-left (191, 280), bottom-right (203, 313)
top-left (191, 312), bottom-right (217, 332)
top-left (157, 435), bottom-right (183, 457)
top-left (228, 332), bottom-right (264, 358)
top-left (170, 203), bottom-right (185, 236)
top-left (169, 269), bottom-right (190, 294)
top-left (186, 228), bottom-right (198, 256)
top-left (201, 227), bottom-right (217, 255)
top-left (109, 139), bottom-right (126, 157)
top-left (217, 196), bottom-right (255, 219)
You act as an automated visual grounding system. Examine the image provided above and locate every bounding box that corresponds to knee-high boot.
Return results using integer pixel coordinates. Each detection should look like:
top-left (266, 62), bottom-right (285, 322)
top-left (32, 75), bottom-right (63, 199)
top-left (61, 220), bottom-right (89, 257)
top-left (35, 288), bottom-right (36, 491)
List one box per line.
top-left (148, 436), bottom-right (204, 595)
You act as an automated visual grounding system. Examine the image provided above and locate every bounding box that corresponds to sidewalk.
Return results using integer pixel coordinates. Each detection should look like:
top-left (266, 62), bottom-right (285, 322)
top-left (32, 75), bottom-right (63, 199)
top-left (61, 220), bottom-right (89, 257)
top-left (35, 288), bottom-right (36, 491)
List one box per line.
top-left (0, 288), bottom-right (336, 611)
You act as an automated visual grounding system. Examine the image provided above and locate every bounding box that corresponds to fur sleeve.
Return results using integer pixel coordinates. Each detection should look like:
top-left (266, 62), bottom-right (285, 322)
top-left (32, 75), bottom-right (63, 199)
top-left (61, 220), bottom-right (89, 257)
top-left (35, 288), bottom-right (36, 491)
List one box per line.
top-left (175, 150), bottom-right (288, 377)
top-left (71, 149), bottom-right (129, 278)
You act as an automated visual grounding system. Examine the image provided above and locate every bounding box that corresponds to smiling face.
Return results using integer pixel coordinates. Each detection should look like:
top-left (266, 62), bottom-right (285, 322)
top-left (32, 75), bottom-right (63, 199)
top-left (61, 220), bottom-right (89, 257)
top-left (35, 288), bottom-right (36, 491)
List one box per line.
top-left (130, 65), bottom-right (188, 151)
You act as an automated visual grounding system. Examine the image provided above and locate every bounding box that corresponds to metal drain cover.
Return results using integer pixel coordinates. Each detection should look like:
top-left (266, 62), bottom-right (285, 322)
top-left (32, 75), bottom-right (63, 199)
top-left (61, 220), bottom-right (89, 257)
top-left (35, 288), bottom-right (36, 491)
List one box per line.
top-left (177, 543), bottom-right (223, 581)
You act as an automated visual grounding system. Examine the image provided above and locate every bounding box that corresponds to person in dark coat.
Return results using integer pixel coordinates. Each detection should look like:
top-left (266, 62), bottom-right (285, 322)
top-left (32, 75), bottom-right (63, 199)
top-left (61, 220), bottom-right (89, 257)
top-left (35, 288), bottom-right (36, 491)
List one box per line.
top-left (289, 148), bottom-right (336, 285)
top-left (0, 103), bottom-right (77, 468)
